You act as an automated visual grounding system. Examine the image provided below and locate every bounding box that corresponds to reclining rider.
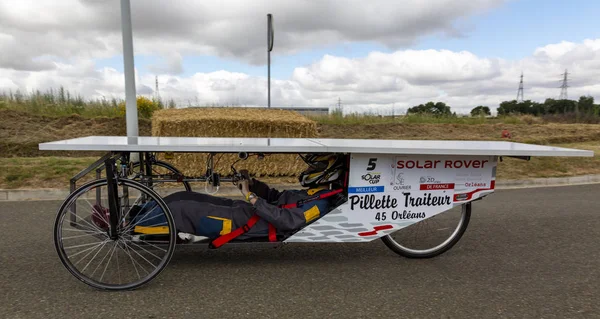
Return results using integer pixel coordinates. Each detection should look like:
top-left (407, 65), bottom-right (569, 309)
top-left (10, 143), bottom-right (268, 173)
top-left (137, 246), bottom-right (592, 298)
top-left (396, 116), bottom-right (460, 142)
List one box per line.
top-left (138, 154), bottom-right (346, 243)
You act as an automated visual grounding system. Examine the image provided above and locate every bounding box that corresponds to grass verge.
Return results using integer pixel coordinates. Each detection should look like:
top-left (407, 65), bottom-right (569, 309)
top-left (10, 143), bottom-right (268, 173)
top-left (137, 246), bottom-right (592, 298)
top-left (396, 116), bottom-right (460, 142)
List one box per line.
top-left (307, 113), bottom-right (538, 125)
top-left (496, 142), bottom-right (600, 180)
top-left (0, 157), bottom-right (99, 189)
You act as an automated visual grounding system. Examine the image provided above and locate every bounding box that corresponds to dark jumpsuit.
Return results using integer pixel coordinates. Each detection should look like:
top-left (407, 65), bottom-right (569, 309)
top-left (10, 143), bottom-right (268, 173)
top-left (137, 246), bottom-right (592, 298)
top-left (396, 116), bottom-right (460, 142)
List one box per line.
top-left (159, 179), bottom-right (334, 239)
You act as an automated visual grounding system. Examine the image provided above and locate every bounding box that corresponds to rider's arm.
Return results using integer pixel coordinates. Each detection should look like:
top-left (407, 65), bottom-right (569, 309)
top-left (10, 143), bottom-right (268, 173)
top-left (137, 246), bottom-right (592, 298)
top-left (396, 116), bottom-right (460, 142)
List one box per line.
top-left (250, 198), bottom-right (311, 231)
top-left (249, 178), bottom-right (284, 202)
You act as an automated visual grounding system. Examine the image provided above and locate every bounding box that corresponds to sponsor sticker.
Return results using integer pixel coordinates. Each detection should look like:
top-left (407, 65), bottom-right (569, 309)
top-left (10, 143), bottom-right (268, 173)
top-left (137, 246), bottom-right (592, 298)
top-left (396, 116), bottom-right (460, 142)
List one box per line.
top-left (420, 176), bottom-right (442, 184)
top-left (402, 192), bottom-right (452, 208)
top-left (420, 183), bottom-right (455, 190)
top-left (348, 186), bottom-right (385, 194)
top-left (391, 171), bottom-right (412, 190)
top-left (396, 159), bottom-right (490, 169)
top-left (464, 182), bottom-right (488, 188)
top-left (350, 194), bottom-right (397, 210)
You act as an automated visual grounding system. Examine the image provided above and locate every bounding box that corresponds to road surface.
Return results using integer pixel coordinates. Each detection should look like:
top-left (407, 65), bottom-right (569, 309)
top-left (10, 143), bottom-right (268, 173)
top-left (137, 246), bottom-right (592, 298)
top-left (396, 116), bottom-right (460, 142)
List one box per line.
top-left (1, 185), bottom-right (599, 318)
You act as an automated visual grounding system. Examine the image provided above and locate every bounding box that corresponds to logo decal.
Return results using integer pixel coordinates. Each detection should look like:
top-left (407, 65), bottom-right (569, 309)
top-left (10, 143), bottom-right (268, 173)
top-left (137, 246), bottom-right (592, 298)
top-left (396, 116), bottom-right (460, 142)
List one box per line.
top-left (361, 172), bottom-right (381, 184)
top-left (392, 172), bottom-right (411, 190)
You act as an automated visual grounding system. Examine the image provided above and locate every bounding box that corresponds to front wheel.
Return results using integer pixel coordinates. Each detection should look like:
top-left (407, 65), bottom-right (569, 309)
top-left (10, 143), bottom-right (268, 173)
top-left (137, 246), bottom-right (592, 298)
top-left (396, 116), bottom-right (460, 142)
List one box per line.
top-left (54, 178), bottom-right (176, 290)
top-left (381, 202), bottom-right (471, 259)
top-left (129, 160), bottom-right (192, 192)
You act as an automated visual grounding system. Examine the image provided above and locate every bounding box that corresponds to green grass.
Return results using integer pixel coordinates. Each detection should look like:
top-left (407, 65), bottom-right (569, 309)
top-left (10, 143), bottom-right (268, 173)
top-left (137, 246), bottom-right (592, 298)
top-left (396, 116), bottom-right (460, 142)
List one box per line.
top-left (307, 113), bottom-right (528, 125)
top-left (308, 113), bottom-right (401, 125)
top-left (401, 115), bottom-right (489, 124)
top-left (0, 157), bottom-right (99, 189)
top-left (497, 141), bottom-right (600, 179)
top-left (0, 88), bottom-right (175, 119)
top-left (1, 89), bottom-right (123, 118)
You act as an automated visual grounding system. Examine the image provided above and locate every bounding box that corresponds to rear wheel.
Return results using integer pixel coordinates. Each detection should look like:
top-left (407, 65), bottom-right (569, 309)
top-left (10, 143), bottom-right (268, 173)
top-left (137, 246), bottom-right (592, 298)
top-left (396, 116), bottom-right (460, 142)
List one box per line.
top-left (381, 202), bottom-right (471, 259)
top-left (54, 178), bottom-right (176, 290)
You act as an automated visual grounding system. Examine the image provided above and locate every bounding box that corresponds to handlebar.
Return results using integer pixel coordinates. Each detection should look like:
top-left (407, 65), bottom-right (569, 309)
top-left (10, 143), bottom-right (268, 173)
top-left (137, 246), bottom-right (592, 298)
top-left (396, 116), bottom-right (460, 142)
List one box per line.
top-left (130, 151), bottom-right (265, 188)
top-left (231, 153), bottom-right (259, 186)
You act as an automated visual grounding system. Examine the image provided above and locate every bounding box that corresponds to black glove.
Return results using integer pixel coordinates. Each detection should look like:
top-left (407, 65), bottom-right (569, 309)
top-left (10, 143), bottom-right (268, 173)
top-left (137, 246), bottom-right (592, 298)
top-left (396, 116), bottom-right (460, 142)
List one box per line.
top-left (239, 169), bottom-right (253, 186)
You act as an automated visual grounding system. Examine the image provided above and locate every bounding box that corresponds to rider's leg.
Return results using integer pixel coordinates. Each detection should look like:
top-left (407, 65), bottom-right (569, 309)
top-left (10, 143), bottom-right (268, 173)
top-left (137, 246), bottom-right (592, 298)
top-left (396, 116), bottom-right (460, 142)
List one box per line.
top-left (166, 199), bottom-right (255, 235)
top-left (163, 190), bottom-right (242, 207)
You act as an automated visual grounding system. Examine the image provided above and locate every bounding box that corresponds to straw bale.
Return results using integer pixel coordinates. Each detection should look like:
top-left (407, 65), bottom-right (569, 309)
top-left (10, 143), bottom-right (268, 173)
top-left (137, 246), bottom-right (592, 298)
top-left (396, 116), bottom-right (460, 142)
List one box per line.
top-left (151, 108), bottom-right (318, 177)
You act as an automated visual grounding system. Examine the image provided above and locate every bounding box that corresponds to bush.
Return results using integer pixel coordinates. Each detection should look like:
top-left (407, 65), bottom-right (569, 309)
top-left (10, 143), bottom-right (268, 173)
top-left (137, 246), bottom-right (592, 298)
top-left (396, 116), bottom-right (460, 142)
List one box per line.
top-left (471, 106), bottom-right (491, 117)
top-left (498, 116), bottom-right (522, 125)
top-left (407, 101), bottom-right (452, 116)
top-left (117, 96), bottom-right (162, 119)
top-left (542, 112), bottom-right (600, 124)
top-left (519, 115), bottom-right (545, 125)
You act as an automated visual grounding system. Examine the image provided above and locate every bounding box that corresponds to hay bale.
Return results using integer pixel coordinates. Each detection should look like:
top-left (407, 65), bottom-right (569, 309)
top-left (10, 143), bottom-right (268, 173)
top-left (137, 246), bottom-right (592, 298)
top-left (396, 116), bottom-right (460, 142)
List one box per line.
top-left (151, 108), bottom-right (318, 177)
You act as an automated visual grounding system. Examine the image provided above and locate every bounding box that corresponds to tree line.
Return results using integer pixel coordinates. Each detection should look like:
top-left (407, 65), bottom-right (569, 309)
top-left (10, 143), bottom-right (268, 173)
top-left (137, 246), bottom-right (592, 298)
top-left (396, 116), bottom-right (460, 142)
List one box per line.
top-left (406, 96), bottom-right (598, 117)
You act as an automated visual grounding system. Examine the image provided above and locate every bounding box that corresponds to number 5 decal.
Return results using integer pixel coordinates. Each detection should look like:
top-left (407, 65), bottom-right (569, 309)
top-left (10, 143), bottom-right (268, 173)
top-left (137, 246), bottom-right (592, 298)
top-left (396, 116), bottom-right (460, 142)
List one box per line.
top-left (367, 158), bottom-right (377, 171)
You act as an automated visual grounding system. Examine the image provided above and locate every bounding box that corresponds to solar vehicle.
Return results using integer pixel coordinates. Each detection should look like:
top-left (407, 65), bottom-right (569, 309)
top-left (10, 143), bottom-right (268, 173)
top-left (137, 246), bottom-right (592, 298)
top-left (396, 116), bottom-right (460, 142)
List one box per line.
top-left (39, 136), bottom-right (593, 290)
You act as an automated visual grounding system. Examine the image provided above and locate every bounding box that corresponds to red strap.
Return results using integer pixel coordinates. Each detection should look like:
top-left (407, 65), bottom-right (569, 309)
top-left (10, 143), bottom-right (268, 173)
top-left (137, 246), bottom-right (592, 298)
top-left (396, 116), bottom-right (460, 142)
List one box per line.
top-left (343, 156), bottom-right (350, 187)
top-left (280, 189), bottom-right (343, 209)
top-left (320, 188), bottom-right (343, 198)
top-left (268, 223), bottom-right (277, 242)
top-left (210, 214), bottom-right (261, 248)
top-left (211, 189), bottom-right (345, 248)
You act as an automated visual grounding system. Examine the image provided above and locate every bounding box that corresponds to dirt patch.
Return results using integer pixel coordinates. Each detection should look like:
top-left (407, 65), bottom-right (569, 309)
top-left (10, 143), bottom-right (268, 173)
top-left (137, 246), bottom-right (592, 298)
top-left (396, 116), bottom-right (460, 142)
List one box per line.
top-left (0, 109), bottom-right (151, 157)
top-left (2, 108), bottom-right (600, 157)
top-left (318, 123), bottom-right (600, 145)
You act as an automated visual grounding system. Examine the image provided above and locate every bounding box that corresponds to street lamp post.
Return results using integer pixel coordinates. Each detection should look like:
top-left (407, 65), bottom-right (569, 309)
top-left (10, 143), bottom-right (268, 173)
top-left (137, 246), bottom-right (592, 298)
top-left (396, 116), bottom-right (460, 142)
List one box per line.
top-left (121, 0), bottom-right (138, 137)
top-left (267, 13), bottom-right (274, 108)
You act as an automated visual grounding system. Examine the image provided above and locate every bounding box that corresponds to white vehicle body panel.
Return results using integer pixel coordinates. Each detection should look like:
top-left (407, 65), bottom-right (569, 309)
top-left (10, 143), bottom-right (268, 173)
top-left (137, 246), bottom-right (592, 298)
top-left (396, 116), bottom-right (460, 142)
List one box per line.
top-left (285, 154), bottom-right (497, 243)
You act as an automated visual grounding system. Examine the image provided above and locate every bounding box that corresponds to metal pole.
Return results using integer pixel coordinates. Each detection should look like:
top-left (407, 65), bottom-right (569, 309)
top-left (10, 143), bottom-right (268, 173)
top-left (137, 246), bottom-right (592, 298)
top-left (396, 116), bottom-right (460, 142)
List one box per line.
top-left (267, 14), bottom-right (273, 108)
top-left (121, 0), bottom-right (138, 137)
top-left (267, 42), bottom-right (270, 108)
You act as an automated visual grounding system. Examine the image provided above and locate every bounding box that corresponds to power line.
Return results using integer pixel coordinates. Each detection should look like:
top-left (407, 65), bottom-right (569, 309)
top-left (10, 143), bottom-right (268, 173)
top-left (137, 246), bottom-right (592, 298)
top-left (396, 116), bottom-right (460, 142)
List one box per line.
top-left (516, 72), bottom-right (524, 102)
top-left (559, 69), bottom-right (569, 100)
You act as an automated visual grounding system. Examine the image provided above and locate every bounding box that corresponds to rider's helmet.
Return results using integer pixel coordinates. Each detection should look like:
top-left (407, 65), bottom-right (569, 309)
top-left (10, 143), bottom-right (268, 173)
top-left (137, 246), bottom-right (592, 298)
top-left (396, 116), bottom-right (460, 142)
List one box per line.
top-left (298, 154), bottom-right (345, 188)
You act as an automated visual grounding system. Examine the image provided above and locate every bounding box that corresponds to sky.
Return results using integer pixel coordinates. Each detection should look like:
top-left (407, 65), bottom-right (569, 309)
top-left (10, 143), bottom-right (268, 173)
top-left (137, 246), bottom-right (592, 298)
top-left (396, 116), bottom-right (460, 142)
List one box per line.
top-left (1, 0), bottom-right (599, 114)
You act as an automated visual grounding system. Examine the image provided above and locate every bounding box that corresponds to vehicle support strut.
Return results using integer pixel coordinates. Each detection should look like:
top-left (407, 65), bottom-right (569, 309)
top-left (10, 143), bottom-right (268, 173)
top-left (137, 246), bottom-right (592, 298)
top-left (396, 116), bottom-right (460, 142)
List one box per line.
top-left (105, 158), bottom-right (121, 240)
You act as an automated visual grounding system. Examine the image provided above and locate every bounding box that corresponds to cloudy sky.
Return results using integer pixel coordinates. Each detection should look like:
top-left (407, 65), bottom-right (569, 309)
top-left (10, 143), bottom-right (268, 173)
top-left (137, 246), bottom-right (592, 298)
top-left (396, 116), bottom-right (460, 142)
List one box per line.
top-left (1, 0), bottom-right (599, 114)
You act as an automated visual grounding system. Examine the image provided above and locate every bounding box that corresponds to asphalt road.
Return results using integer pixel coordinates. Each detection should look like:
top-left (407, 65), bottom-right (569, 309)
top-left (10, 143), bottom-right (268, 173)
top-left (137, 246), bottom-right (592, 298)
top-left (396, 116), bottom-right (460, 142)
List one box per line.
top-left (1, 185), bottom-right (599, 319)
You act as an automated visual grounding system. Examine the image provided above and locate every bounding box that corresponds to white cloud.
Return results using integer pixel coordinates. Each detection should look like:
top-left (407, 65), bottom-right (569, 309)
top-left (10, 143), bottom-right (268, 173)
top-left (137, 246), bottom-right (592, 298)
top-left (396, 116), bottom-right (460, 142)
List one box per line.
top-left (2, 38), bottom-right (600, 114)
top-left (0, 0), bottom-right (505, 70)
top-left (1, 1), bottom-right (599, 114)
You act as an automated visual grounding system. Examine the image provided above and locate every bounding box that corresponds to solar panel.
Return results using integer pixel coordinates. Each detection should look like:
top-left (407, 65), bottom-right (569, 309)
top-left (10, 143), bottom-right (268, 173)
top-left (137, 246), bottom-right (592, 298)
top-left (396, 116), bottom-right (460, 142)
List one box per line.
top-left (38, 136), bottom-right (593, 157)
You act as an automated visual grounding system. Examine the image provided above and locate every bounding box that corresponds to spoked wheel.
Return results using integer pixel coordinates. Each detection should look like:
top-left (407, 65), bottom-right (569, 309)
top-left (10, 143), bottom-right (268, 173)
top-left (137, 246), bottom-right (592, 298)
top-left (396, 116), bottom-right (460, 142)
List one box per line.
top-left (129, 160), bottom-right (192, 192)
top-left (54, 178), bottom-right (176, 290)
top-left (381, 202), bottom-right (471, 259)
